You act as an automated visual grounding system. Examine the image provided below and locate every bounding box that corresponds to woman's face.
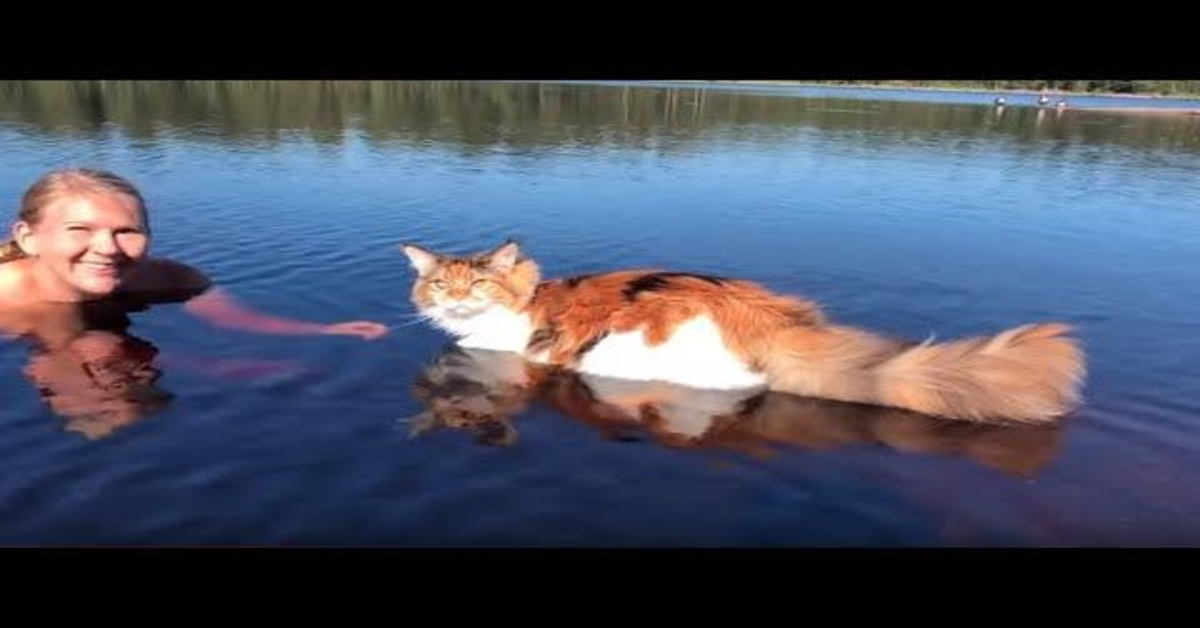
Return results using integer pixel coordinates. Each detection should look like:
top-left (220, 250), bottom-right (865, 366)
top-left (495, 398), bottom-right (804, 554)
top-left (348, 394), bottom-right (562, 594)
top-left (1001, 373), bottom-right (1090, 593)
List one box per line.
top-left (15, 192), bottom-right (149, 300)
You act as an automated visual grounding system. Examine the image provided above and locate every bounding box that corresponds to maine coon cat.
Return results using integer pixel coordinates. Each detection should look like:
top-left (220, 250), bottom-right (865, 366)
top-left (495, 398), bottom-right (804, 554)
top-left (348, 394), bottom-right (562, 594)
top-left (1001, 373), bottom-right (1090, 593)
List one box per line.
top-left (400, 240), bottom-right (1085, 424)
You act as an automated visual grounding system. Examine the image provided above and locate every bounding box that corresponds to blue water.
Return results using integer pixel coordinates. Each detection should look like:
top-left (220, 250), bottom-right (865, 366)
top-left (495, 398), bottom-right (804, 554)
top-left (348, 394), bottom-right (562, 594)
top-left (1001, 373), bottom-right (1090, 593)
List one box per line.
top-left (1, 81), bottom-right (1198, 546)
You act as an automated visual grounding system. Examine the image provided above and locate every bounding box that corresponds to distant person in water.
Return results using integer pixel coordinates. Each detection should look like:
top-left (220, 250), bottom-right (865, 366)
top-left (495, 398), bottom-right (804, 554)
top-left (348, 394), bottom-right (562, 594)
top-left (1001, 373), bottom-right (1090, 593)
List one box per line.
top-left (0, 168), bottom-right (387, 437)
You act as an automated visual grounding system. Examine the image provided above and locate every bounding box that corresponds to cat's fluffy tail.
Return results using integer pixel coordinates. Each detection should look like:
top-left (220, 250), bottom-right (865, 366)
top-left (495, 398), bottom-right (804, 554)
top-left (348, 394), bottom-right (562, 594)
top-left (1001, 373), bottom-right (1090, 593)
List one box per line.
top-left (759, 322), bottom-right (1085, 423)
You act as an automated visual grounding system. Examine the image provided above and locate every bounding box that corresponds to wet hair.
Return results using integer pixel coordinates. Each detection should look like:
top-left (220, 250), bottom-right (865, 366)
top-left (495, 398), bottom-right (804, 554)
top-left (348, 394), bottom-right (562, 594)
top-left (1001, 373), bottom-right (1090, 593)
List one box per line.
top-left (0, 168), bottom-right (148, 263)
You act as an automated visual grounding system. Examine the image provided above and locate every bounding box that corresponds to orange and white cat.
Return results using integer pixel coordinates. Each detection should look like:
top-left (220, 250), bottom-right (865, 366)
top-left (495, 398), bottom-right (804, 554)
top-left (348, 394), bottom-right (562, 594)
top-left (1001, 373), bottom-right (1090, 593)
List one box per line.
top-left (401, 240), bottom-right (1086, 424)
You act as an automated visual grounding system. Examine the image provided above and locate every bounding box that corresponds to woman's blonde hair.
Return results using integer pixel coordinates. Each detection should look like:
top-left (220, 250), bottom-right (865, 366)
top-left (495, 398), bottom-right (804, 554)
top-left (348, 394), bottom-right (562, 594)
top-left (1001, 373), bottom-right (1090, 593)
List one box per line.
top-left (0, 168), bottom-right (148, 263)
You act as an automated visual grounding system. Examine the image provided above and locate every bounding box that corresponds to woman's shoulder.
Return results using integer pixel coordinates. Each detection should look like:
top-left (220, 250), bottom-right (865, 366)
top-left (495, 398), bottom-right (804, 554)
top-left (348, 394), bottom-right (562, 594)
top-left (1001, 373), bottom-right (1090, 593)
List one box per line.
top-left (0, 258), bottom-right (34, 307)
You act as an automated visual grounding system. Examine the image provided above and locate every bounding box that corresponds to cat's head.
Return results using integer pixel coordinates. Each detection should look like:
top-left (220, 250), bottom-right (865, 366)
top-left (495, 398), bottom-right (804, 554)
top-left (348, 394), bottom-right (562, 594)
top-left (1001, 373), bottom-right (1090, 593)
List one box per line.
top-left (400, 240), bottom-right (540, 319)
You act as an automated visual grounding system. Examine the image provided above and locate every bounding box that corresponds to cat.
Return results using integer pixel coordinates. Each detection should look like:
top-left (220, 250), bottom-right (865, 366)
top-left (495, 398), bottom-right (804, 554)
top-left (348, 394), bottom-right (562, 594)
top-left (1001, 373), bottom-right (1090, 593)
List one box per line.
top-left (400, 240), bottom-right (1085, 424)
top-left (407, 345), bottom-right (1065, 477)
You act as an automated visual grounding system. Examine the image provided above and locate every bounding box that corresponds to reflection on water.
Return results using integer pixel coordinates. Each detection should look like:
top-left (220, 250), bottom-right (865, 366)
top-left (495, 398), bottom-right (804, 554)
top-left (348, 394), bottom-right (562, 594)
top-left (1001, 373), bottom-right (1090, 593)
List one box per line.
top-left (3, 297), bottom-right (307, 442)
top-left (2, 81), bottom-right (1198, 154)
top-left (1, 298), bottom-right (174, 441)
top-left (24, 330), bottom-right (172, 440)
top-left (410, 346), bottom-right (1064, 478)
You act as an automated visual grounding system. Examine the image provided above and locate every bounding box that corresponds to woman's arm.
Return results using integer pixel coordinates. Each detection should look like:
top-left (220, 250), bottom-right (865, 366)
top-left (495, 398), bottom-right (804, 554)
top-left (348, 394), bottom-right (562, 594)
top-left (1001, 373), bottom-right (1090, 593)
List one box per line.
top-left (184, 288), bottom-right (387, 339)
top-left (136, 258), bottom-right (388, 340)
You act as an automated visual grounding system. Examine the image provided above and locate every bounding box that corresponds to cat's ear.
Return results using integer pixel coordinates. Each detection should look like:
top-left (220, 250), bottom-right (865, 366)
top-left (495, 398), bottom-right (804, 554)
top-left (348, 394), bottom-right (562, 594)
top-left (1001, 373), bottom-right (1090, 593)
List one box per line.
top-left (400, 244), bottom-right (440, 276)
top-left (488, 240), bottom-right (521, 273)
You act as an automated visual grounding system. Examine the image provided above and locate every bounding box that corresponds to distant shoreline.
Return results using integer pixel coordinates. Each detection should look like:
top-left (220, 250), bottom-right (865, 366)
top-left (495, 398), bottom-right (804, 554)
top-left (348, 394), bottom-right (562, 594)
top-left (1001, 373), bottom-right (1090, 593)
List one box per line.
top-left (672, 80), bottom-right (1200, 103)
top-left (1067, 106), bottom-right (1200, 115)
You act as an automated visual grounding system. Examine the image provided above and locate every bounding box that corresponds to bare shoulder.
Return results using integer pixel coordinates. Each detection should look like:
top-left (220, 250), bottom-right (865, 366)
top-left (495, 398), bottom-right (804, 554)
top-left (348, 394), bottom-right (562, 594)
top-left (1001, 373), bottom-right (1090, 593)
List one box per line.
top-left (0, 260), bottom-right (33, 308)
top-left (120, 257), bottom-right (213, 301)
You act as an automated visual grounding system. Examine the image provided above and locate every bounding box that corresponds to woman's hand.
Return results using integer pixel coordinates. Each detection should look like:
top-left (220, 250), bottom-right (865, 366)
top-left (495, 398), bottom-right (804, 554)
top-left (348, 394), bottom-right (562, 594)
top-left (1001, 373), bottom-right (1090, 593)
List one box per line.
top-left (321, 321), bottom-right (389, 340)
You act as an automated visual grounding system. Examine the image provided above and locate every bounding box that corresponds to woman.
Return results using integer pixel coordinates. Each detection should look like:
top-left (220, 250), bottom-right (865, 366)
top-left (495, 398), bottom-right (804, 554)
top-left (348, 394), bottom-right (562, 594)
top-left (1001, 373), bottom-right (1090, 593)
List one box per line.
top-left (0, 167), bottom-right (387, 338)
top-left (1, 167), bottom-right (387, 437)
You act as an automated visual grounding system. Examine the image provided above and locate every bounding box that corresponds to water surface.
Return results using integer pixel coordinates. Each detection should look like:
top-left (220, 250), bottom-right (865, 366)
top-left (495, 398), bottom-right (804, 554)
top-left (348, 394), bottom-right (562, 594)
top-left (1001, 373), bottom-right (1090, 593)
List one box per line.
top-left (1, 81), bottom-right (1197, 546)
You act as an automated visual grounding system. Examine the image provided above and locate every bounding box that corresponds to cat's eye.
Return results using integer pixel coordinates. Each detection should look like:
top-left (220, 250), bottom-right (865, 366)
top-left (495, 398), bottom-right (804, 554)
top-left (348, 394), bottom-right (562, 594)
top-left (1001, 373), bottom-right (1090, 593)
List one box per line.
top-left (431, 280), bottom-right (449, 290)
top-left (471, 279), bottom-right (490, 287)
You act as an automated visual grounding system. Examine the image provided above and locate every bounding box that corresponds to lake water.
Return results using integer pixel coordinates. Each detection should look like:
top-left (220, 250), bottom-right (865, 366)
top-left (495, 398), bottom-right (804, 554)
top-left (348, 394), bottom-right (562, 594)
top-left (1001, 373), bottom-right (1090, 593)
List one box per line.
top-left (1, 81), bottom-right (1198, 546)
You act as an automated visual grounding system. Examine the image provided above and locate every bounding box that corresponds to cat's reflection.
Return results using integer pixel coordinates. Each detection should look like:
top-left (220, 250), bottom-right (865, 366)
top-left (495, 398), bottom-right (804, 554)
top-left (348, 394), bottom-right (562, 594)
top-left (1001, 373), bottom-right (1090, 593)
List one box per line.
top-left (408, 346), bottom-right (1066, 477)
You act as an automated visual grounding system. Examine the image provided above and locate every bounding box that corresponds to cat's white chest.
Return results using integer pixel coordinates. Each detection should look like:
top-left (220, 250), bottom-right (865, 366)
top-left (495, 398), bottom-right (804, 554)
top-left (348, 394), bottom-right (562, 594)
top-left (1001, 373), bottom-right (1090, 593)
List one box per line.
top-left (434, 307), bottom-right (534, 353)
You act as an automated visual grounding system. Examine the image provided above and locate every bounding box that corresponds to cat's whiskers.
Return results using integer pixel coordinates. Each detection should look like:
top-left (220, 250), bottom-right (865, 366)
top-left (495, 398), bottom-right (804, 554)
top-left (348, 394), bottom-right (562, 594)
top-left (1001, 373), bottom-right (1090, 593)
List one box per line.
top-left (391, 312), bottom-right (440, 330)
top-left (390, 319), bottom-right (432, 330)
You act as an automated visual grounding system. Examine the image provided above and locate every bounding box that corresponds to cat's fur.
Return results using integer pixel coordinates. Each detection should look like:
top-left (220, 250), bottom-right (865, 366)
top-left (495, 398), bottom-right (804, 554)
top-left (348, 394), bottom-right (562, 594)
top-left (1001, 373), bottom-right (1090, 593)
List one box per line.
top-left (401, 240), bottom-right (1086, 424)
